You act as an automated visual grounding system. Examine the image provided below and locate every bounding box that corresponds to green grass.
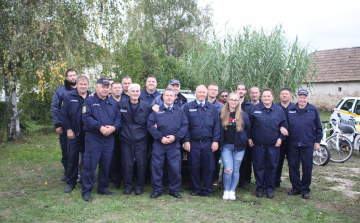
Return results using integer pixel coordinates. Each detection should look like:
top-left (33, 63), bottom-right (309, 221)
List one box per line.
top-left (1, 120), bottom-right (360, 222)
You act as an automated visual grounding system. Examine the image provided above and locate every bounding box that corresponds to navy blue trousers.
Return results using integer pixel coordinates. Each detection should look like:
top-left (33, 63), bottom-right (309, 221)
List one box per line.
top-left (252, 145), bottom-right (279, 192)
top-left (188, 140), bottom-right (214, 195)
top-left (121, 141), bottom-right (148, 190)
top-left (239, 145), bottom-right (252, 184)
top-left (66, 131), bottom-right (85, 185)
top-left (288, 145), bottom-right (313, 192)
top-left (276, 141), bottom-right (289, 184)
top-left (81, 133), bottom-right (114, 196)
top-left (151, 144), bottom-right (181, 193)
top-left (213, 149), bottom-right (220, 180)
top-left (59, 132), bottom-right (68, 167)
top-left (109, 134), bottom-right (122, 185)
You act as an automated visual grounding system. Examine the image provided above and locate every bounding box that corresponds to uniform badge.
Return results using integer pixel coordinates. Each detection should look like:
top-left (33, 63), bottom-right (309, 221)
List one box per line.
top-left (82, 106), bottom-right (87, 113)
top-left (189, 109), bottom-right (197, 112)
top-left (289, 111), bottom-right (296, 113)
top-left (120, 109), bottom-right (127, 113)
top-left (254, 111), bottom-right (262, 114)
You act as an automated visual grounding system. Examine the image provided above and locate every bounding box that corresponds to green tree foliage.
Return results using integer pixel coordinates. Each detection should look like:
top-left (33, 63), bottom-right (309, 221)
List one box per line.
top-left (180, 26), bottom-right (316, 95)
top-left (0, 0), bottom-right (121, 141)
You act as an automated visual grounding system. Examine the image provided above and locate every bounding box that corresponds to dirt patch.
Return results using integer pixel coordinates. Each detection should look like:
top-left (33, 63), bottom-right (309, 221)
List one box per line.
top-left (324, 177), bottom-right (360, 198)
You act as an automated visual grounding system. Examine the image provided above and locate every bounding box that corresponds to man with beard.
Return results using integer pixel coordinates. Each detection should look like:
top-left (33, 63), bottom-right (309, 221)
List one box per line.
top-left (219, 89), bottom-right (229, 104)
top-left (139, 75), bottom-right (161, 106)
top-left (60, 76), bottom-right (91, 193)
top-left (119, 84), bottom-right (150, 195)
top-left (51, 69), bottom-right (77, 181)
top-left (81, 78), bottom-right (121, 202)
top-left (236, 83), bottom-right (254, 191)
top-left (121, 76), bottom-right (132, 100)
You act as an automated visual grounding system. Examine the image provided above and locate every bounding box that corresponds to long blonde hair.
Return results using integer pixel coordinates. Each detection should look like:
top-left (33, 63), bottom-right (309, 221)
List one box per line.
top-left (220, 92), bottom-right (243, 131)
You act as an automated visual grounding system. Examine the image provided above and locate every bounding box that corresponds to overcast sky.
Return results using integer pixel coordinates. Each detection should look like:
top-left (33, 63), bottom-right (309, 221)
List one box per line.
top-left (201, 0), bottom-right (360, 52)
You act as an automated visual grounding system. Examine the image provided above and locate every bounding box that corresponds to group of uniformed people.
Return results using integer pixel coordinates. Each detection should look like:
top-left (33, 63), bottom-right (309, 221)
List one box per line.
top-left (51, 69), bottom-right (322, 202)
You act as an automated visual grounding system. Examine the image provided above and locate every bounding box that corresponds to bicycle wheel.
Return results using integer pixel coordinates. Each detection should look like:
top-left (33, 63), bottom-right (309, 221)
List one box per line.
top-left (313, 145), bottom-right (330, 166)
top-left (326, 134), bottom-right (353, 163)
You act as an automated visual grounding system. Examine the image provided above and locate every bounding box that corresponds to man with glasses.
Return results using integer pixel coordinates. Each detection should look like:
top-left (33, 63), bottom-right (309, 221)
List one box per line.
top-left (207, 83), bottom-right (224, 186)
top-left (219, 89), bottom-right (229, 104)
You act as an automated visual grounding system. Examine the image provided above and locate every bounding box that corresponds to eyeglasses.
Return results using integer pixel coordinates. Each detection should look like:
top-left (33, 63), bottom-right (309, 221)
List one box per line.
top-left (220, 95), bottom-right (228, 98)
top-left (228, 99), bottom-right (239, 102)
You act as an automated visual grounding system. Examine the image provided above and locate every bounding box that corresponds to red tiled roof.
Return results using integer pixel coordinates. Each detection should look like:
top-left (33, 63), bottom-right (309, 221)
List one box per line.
top-left (310, 47), bottom-right (360, 83)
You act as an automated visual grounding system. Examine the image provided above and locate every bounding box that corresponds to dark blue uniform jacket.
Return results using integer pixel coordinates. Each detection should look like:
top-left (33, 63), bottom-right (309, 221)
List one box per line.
top-left (249, 102), bottom-right (288, 146)
top-left (117, 99), bottom-right (150, 145)
top-left (183, 100), bottom-right (221, 142)
top-left (241, 98), bottom-right (254, 115)
top-left (60, 90), bottom-right (91, 136)
top-left (139, 89), bottom-right (161, 106)
top-left (121, 91), bottom-right (130, 101)
top-left (151, 92), bottom-right (188, 109)
top-left (147, 104), bottom-right (189, 147)
top-left (82, 93), bottom-right (121, 136)
top-left (220, 112), bottom-right (251, 151)
top-left (275, 101), bottom-right (295, 113)
top-left (51, 80), bottom-right (76, 128)
top-left (286, 103), bottom-right (323, 147)
top-left (209, 98), bottom-right (224, 114)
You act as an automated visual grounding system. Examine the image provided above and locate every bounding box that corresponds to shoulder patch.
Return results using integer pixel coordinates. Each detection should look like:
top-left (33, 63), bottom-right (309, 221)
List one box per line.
top-left (82, 106), bottom-right (86, 113)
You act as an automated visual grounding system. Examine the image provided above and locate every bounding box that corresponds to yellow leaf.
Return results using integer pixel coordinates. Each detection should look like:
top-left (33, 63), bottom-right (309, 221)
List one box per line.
top-left (45, 182), bottom-right (47, 185)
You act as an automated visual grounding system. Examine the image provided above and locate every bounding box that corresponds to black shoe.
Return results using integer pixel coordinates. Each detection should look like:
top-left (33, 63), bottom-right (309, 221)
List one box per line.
top-left (274, 182), bottom-right (281, 188)
top-left (163, 185), bottom-right (169, 192)
top-left (150, 192), bottom-right (162, 199)
top-left (256, 191), bottom-right (263, 198)
top-left (302, 192), bottom-right (310, 199)
top-left (112, 184), bottom-right (120, 190)
top-left (124, 190), bottom-right (132, 195)
top-left (288, 190), bottom-right (301, 195)
top-left (135, 189), bottom-right (143, 195)
top-left (190, 191), bottom-right (201, 196)
top-left (64, 184), bottom-right (75, 193)
top-left (241, 183), bottom-right (250, 191)
top-left (82, 195), bottom-right (92, 202)
top-left (266, 191), bottom-right (274, 199)
top-left (97, 190), bottom-right (114, 195)
top-left (202, 193), bottom-right (212, 198)
top-left (169, 192), bottom-right (182, 198)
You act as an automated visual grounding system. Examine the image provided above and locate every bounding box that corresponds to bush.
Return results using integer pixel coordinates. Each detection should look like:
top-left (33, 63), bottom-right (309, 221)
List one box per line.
top-left (18, 90), bottom-right (53, 126)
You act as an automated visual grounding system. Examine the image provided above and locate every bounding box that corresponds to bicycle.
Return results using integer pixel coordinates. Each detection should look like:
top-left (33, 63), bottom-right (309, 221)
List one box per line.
top-left (313, 121), bottom-right (331, 166)
top-left (325, 118), bottom-right (354, 163)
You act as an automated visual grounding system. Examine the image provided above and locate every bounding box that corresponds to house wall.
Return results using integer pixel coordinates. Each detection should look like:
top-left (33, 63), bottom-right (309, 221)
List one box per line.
top-left (301, 81), bottom-right (360, 111)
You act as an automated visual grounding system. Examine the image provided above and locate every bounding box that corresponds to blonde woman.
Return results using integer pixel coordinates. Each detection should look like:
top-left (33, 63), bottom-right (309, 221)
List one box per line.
top-left (220, 92), bottom-right (251, 200)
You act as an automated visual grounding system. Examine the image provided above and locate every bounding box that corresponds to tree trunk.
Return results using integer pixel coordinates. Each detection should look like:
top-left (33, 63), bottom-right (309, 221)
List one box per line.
top-left (4, 70), bottom-right (23, 141)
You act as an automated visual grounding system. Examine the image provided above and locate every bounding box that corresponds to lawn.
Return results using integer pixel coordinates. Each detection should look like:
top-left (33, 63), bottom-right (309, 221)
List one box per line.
top-left (1, 116), bottom-right (360, 222)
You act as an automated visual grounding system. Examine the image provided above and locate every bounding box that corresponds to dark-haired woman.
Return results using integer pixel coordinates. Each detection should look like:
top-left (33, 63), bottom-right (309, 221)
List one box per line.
top-left (248, 88), bottom-right (287, 199)
top-left (220, 92), bottom-right (251, 200)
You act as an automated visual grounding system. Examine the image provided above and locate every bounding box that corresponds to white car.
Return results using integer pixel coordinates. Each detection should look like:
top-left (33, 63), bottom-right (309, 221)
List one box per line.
top-left (330, 97), bottom-right (360, 125)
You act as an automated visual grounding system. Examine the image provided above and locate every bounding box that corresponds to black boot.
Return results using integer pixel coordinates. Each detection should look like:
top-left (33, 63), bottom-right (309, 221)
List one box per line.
top-left (61, 165), bottom-right (67, 181)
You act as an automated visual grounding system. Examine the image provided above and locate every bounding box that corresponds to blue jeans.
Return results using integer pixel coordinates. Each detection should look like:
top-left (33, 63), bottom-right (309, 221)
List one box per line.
top-left (221, 144), bottom-right (245, 191)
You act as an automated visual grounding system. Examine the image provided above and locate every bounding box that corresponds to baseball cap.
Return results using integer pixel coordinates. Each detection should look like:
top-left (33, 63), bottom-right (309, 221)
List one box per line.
top-left (168, 79), bottom-right (180, 85)
top-left (297, 89), bottom-right (309, 96)
top-left (97, 77), bottom-right (110, 85)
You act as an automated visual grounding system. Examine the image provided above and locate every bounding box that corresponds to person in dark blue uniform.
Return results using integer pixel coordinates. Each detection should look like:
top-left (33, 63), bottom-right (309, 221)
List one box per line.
top-left (121, 76), bottom-right (132, 100)
top-left (206, 83), bottom-right (224, 186)
top-left (150, 79), bottom-right (188, 110)
top-left (248, 88), bottom-right (287, 199)
top-left (81, 78), bottom-right (121, 202)
top-left (51, 69), bottom-right (77, 181)
top-left (286, 89), bottom-right (322, 199)
top-left (60, 76), bottom-right (91, 193)
top-left (183, 85), bottom-right (221, 198)
top-left (236, 83), bottom-right (254, 191)
top-left (147, 88), bottom-right (189, 199)
top-left (139, 75), bottom-right (161, 106)
top-left (274, 87), bottom-right (295, 188)
top-left (119, 83), bottom-right (150, 195)
top-left (108, 82), bottom-right (123, 189)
